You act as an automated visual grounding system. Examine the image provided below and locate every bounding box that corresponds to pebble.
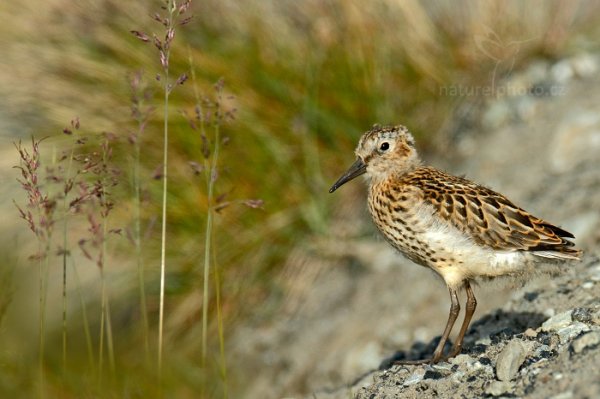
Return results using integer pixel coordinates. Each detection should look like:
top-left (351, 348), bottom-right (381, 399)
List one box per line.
top-left (550, 391), bottom-right (574, 399)
top-left (450, 370), bottom-right (465, 385)
top-left (485, 380), bottom-right (513, 396)
top-left (423, 370), bottom-right (445, 380)
top-left (403, 369), bottom-right (425, 386)
top-left (482, 101), bottom-right (512, 129)
top-left (592, 308), bottom-right (600, 325)
top-left (551, 59), bottom-right (574, 83)
top-left (582, 281), bottom-right (594, 289)
top-left (524, 328), bottom-right (538, 338)
top-left (541, 310), bottom-right (573, 332)
top-left (534, 344), bottom-right (552, 357)
top-left (571, 53), bottom-right (598, 78)
top-left (478, 357), bottom-right (492, 366)
top-left (592, 267), bottom-right (600, 282)
top-left (516, 96), bottom-right (538, 121)
top-left (572, 307), bottom-right (592, 323)
top-left (557, 322), bottom-right (590, 344)
top-left (524, 60), bottom-right (550, 84)
top-left (496, 340), bottom-right (527, 381)
top-left (450, 354), bottom-right (475, 367)
top-left (431, 362), bottom-right (453, 372)
top-left (571, 331), bottom-right (600, 354)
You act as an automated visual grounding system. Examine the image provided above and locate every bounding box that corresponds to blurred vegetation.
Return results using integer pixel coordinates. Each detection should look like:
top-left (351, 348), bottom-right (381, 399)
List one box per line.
top-left (1, 0), bottom-right (600, 397)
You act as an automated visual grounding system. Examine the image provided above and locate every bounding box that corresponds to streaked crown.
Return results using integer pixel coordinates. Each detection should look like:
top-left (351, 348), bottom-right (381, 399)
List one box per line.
top-left (329, 124), bottom-right (421, 193)
top-left (356, 125), bottom-right (420, 181)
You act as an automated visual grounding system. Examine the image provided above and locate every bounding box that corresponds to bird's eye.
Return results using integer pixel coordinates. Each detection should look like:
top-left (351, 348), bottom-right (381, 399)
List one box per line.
top-left (379, 142), bottom-right (390, 151)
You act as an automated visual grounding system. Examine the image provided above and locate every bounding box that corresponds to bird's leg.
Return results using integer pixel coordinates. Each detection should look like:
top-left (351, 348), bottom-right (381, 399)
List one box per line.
top-left (447, 281), bottom-right (477, 359)
top-left (430, 287), bottom-right (460, 363)
top-left (394, 287), bottom-right (460, 365)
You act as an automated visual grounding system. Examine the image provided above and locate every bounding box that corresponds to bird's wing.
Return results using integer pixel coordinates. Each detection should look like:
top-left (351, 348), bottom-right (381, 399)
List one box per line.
top-left (410, 168), bottom-right (581, 259)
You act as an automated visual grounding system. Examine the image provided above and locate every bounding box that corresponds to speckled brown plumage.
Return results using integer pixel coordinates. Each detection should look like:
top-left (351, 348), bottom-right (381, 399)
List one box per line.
top-left (395, 166), bottom-right (580, 256)
top-left (329, 124), bottom-right (581, 364)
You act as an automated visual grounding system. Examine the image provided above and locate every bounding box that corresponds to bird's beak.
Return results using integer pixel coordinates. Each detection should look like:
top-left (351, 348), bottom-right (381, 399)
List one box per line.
top-left (329, 158), bottom-right (367, 193)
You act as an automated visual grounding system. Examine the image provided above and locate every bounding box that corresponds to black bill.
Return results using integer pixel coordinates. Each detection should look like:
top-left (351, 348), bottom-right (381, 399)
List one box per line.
top-left (329, 158), bottom-right (367, 193)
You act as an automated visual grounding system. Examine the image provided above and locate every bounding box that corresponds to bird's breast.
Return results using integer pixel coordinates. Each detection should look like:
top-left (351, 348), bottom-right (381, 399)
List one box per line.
top-left (367, 185), bottom-right (438, 267)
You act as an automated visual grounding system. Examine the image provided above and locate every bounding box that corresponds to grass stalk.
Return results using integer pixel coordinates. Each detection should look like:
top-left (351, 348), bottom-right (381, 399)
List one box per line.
top-left (130, 72), bottom-right (150, 364)
top-left (101, 137), bottom-right (116, 379)
top-left (158, 0), bottom-right (177, 377)
top-left (102, 234), bottom-right (116, 377)
top-left (61, 144), bottom-right (76, 374)
top-left (213, 249), bottom-right (227, 398)
top-left (70, 257), bottom-right (95, 372)
top-left (97, 136), bottom-right (117, 385)
top-left (38, 222), bottom-right (52, 399)
top-left (98, 282), bottom-right (105, 384)
top-left (201, 120), bottom-right (220, 366)
top-left (188, 50), bottom-right (230, 389)
top-left (38, 245), bottom-right (47, 399)
top-left (134, 134), bottom-right (150, 363)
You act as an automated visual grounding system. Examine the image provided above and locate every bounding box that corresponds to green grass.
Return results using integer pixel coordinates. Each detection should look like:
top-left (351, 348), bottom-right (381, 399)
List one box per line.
top-left (2, 0), bottom-right (600, 398)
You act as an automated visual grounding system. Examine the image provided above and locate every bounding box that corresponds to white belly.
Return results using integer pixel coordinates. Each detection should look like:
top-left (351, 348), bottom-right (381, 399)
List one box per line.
top-left (410, 204), bottom-right (526, 289)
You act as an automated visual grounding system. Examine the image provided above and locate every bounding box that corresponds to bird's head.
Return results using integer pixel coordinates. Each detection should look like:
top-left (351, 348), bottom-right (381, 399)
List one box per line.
top-left (329, 125), bottom-right (419, 193)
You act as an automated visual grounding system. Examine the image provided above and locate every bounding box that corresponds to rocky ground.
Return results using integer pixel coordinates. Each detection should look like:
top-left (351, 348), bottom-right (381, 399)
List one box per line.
top-left (343, 255), bottom-right (600, 399)
top-left (231, 53), bottom-right (600, 398)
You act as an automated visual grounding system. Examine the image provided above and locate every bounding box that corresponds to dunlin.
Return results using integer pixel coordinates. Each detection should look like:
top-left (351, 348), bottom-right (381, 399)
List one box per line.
top-left (329, 125), bottom-right (581, 364)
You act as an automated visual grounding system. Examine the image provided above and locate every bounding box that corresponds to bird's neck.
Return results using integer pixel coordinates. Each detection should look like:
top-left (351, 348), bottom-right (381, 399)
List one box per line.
top-left (368, 160), bottom-right (421, 187)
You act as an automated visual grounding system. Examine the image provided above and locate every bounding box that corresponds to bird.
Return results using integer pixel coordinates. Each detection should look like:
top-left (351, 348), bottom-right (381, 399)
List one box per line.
top-left (329, 124), bottom-right (581, 364)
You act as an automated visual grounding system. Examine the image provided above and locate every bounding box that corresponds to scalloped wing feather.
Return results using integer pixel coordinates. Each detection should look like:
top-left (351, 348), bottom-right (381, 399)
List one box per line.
top-left (408, 167), bottom-right (581, 260)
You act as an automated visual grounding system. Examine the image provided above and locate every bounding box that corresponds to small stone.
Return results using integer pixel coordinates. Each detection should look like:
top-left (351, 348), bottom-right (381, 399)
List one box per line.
top-left (549, 391), bottom-right (573, 399)
top-left (470, 343), bottom-right (487, 355)
top-left (524, 328), bottom-right (538, 338)
top-left (591, 265), bottom-right (600, 282)
top-left (550, 112), bottom-right (600, 173)
top-left (478, 356), bottom-right (492, 366)
top-left (431, 362), bottom-right (453, 372)
top-left (483, 101), bottom-right (512, 130)
top-left (554, 372), bottom-right (564, 380)
top-left (572, 307), bottom-right (592, 323)
top-left (541, 310), bottom-right (573, 332)
top-left (450, 370), bottom-right (465, 384)
top-left (550, 392), bottom-right (574, 399)
top-left (485, 380), bottom-right (513, 396)
top-left (496, 340), bottom-right (527, 381)
top-left (592, 308), bottom-right (600, 325)
top-left (523, 292), bottom-right (539, 302)
top-left (539, 350), bottom-right (556, 360)
top-left (534, 344), bottom-right (552, 356)
top-left (450, 354), bottom-right (475, 367)
top-left (403, 369), bottom-right (425, 386)
top-left (423, 370), bottom-right (444, 380)
top-left (557, 322), bottom-right (590, 344)
top-left (571, 331), bottom-right (600, 354)
top-left (536, 332), bottom-right (554, 346)
top-left (582, 282), bottom-right (594, 289)
top-left (490, 327), bottom-right (514, 344)
top-left (551, 59), bottom-right (574, 83)
top-left (516, 96), bottom-right (538, 121)
top-left (571, 53), bottom-right (598, 78)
